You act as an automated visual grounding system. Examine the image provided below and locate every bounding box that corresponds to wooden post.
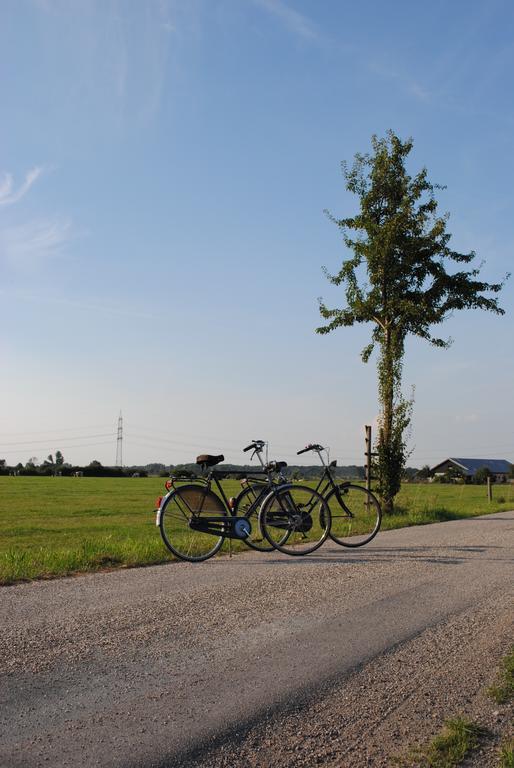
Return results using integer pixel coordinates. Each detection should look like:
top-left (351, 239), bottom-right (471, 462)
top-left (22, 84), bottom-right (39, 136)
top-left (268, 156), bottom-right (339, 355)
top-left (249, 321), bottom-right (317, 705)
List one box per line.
top-left (487, 476), bottom-right (492, 502)
top-left (365, 425), bottom-right (372, 494)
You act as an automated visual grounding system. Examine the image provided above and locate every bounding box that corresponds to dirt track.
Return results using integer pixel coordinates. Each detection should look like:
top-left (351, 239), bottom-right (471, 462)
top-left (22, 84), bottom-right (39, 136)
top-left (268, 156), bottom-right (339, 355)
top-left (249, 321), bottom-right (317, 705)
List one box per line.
top-left (1, 512), bottom-right (513, 767)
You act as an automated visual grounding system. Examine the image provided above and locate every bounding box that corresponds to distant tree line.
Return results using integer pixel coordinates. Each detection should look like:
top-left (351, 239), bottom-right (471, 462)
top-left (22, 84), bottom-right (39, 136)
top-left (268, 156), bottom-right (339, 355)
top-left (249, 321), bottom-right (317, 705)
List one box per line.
top-left (168, 463), bottom-right (421, 482)
top-left (0, 457), bottom-right (426, 481)
top-left (0, 455), bottom-right (148, 478)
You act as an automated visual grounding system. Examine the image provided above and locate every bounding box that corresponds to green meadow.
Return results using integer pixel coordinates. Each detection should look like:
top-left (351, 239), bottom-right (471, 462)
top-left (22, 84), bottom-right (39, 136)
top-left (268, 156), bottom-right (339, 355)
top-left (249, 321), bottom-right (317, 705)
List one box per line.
top-left (0, 476), bottom-right (512, 585)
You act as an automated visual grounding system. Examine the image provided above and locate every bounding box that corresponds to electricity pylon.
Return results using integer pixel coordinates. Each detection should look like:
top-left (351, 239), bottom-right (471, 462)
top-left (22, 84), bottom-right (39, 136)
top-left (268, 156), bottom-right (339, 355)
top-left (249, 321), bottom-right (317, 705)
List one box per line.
top-left (115, 411), bottom-right (123, 468)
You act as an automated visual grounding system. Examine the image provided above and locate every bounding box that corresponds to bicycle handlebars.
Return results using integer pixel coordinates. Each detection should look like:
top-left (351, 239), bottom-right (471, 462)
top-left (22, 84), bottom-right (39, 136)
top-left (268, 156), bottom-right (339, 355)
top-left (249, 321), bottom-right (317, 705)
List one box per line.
top-left (243, 440), bottom-right (265, 453)
top-left (297, 443), bottom-right (324, 455)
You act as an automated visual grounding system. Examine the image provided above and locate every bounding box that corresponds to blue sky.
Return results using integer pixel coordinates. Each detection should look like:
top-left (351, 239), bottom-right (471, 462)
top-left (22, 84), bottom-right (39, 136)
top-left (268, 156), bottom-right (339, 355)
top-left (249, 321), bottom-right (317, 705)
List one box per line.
top-left (0, 0), bottom-right (513, 468)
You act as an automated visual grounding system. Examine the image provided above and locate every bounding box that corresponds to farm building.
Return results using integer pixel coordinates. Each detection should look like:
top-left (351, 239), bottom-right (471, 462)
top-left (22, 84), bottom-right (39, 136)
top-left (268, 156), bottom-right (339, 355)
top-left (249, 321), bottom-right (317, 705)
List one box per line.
top-left (430, 458), bottom-right (513, 483)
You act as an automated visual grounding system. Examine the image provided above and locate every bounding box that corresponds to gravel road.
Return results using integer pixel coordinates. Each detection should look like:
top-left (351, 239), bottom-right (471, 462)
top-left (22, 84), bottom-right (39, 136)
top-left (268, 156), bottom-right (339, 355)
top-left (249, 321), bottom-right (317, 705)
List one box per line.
top-left (1, 512), bottom-right (512, 767)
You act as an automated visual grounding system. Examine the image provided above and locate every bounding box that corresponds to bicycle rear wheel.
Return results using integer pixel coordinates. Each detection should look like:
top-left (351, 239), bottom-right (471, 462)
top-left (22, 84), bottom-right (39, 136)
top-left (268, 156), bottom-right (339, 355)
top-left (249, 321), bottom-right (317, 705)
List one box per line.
top-left (234, 483), bottom-right (275, 552)
top-left (159, 484), bottom-right (226, 562)
top-left (326, 484), bottom-right (381, 547)
top-left (259, 484), bottom-right (331, 556)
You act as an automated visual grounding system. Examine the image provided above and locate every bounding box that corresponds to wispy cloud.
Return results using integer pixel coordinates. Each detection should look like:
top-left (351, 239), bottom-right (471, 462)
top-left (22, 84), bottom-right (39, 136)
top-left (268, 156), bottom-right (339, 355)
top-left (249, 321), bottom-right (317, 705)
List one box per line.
top-left (0, 218), bottom-right (72, 267)
top-left (368, 59), bottom-right (431, 104)
top-left (0, 288), bottom-right (157, 321)
top-left (252, 0), bottom-right (318, 41)
top-left (407, 81), bottom-right (431, 104)
top-left (32, 0), bottom-right (174, 127)
top-left (0, 167), bottom-right (43, 206)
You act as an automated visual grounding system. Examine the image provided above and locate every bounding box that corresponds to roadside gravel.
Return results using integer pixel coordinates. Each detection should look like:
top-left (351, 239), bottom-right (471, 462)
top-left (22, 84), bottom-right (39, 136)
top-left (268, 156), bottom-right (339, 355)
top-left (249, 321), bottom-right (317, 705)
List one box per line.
top-left (180, 590), bottom-right (512, 767)
top-left (0, 511), bottom-right (512, 768)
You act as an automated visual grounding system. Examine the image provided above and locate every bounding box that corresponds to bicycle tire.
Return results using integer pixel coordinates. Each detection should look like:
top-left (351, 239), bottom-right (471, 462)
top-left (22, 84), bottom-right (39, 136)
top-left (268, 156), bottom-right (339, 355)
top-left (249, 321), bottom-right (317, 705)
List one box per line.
top-left (159, 484), bottom-right (226, 562)
top-left (259, 484), bottom-right (331, 556)
top-left (325, 483), bottom-right (381, 547)
top-left (233, 483), bottom-right (276, 552)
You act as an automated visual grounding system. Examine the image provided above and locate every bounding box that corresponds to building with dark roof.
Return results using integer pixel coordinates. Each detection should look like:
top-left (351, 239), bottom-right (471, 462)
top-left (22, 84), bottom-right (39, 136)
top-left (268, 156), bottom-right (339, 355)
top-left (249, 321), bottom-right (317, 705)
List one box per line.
top-left (430, 458), bottom-right (513, 482)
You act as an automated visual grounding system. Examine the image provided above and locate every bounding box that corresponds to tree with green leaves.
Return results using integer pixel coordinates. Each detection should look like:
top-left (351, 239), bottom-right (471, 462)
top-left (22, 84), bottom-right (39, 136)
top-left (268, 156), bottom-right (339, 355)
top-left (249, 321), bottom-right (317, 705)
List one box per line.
top-left (443, 465), bottom-right (465, 484)
top-left (416, 464), bottom-right (432, 480)
top-left (317, 131), bottom-right (507, 514)
top-left (473, 466), bottom-right (493, 485)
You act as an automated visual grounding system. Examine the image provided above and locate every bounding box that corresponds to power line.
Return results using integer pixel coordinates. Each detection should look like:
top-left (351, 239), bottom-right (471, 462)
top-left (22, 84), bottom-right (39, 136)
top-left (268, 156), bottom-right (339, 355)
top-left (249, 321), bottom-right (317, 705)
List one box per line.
top-left (124, 436), bottom-right (365, 464)
top-left (124, 424), bottom-right (514, 460)
top-left (2, 440), bottom-right (116, 457)
top-left (0, 424), bottom-right (114, 436)
top-left (0, 433), bottom-right (116, 447)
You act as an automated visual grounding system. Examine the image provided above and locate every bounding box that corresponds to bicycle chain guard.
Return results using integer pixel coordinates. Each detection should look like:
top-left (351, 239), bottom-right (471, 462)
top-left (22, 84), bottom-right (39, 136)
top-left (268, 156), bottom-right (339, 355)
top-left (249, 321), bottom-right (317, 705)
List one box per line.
top-left (188, 515), bottom-right (252, 540)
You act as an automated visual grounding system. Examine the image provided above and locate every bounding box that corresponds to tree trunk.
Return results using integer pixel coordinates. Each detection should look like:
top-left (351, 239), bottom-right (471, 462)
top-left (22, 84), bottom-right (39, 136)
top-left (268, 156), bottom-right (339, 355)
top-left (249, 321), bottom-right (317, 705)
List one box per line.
top-left (378, 328), bottom-right (396, 515)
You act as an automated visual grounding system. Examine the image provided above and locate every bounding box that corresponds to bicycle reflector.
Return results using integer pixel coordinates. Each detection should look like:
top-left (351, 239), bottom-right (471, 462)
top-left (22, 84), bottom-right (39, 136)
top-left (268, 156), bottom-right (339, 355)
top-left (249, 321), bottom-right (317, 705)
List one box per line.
top-left (228, 497), bottom-right (236, 509)
top-left (165, 480), bottom-right (172, 491)
top-left (155, 496), bottom-right (163, 509)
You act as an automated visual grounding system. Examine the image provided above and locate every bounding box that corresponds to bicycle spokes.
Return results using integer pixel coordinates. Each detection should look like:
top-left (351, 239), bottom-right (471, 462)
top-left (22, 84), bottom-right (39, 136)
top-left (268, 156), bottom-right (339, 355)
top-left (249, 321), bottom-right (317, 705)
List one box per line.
top-left (260, 485), bottom-right (331, 556)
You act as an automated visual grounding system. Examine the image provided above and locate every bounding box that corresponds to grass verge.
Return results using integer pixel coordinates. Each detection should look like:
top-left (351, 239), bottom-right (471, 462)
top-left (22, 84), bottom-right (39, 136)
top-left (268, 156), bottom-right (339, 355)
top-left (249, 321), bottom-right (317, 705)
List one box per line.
top-left (499, 740), bottom-right (514, 768)
top-left (1, 539), bottom-right (169, 584)
top-left (0, 477), bottom-right (512, 585)
top-left (395, 717), bottom-right (488, 767)
top-left (396, 646), bottom-right (514, 767)
top-left (487, 646), bottom-right (514, 705)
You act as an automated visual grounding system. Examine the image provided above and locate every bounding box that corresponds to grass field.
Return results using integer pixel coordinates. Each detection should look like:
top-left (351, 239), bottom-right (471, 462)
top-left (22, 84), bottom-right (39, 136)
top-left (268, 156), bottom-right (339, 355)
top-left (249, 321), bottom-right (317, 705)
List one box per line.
top-left (0, 476), bottom-right (513, 585)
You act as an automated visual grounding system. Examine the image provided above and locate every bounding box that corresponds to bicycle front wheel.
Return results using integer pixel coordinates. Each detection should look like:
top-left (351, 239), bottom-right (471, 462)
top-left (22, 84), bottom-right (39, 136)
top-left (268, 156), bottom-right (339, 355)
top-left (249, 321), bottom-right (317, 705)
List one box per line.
top-left (259, 484), bottom-right (331, 556)
top-left (233, 483), bottom-right (275, 552)
top-left (326, 484), bottom-right (381, 547)
top-left (159, 484), bottom-right (226, 562)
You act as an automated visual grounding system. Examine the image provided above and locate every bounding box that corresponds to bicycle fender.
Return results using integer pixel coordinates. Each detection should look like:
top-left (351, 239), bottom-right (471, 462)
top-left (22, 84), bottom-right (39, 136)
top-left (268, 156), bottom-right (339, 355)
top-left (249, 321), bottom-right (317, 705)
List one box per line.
top-left (155, 492), bottom-right (172, 526)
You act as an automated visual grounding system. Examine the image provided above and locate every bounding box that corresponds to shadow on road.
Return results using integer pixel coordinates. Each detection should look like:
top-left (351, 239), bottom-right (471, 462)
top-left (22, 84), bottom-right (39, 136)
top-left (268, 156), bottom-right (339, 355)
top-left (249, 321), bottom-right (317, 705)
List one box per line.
top-left (209, 542), bottom-right (513, 569)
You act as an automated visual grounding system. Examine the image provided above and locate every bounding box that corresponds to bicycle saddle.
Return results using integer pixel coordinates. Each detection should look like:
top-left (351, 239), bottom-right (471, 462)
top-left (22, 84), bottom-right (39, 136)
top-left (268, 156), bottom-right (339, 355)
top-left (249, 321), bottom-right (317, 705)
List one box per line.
top-left (265, 460), bottom-right (287, 472)
top-left (196, 454), bottom-right (224, 467)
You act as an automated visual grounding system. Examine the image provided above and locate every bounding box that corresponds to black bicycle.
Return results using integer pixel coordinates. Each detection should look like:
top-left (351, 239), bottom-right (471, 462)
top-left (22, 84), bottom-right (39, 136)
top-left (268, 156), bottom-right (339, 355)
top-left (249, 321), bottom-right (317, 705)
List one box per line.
top-left (156, 443), bottom-right (330, 561)
top-left (233, 440), bottom-right (288, 552)
top-left (297, 443), bottom-right (382, 547)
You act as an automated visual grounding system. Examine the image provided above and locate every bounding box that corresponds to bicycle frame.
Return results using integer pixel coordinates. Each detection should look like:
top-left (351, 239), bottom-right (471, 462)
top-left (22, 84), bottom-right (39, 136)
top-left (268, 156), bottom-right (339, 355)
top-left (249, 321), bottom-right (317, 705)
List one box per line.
top-left (156, 443), bottom-right (286, 540)
top-left (297, 447), bottom-right (355, 516)
top-left (313, 468), bottom-right (352, 507)
top-left (157, 472), bottom-right (254, 540)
